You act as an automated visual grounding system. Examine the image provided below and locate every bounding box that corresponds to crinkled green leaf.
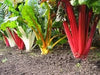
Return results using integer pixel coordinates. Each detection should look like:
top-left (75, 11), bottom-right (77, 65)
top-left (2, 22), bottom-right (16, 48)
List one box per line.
top-left (0, 16), bottom-right (18, 30)
top-left (71, 0), bottom-right (100, 14)
top-left (90, 0), bottom-right (100, 14)
top-left (0, 4), bottom-right (5, 24)
top-left (0, 21), bottom-right (17, 30)
top-left (4, 0), bottom-right (13, 7)
top-left (4, 0), bottom-right (19, 15)
top-left (18, 3), bottom-right (24, 12)
top-left (22, 5), bottom-right (38, 28)
top-left (26, 0), bottom-right (49, 30)
top-left (71, 0), bottom-right (78, 6)
top-left (0, 2), bottom-right (2, 7)
top-left (52, 21), bottom-right (62, 28)
top-left (22, 0), bottom-right (51, 39)
top-left (78, 0), bottom-right (88, 5)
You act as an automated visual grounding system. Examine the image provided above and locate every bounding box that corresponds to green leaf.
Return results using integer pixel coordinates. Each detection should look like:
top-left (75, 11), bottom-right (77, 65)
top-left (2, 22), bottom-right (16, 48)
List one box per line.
top-left (4, 0), bottom-right (19, 15)
top-left (78, 0), bottom-right (88, 5)
top-left (22, 1), bottom-right (51, 39)
top-left (52, 21), bottom-right (62, 28)
top-left (90, 0), bottom-right (100, 14)
top-left (22, 5), bottom-right (38, 28)
top-left (18, 3), bottom-right (24, 11)
top-left (36, 39), bottom-right (43, 47)
top-left (0, 21), bottom-right (17, 31)
top-left (71, 0), bottom-right (100, 14)
top-left (0, 16), bottom-right (18, 31)
top-left (92, 1), bottom-right (100, 6)
top-left (0, 5), bottom-right (5, 24)
top-left (71, 0), bottom-right (78, 6)
top-left (4, 0), bottom-right (13, 7)
top-left (0, 2), bottom-right (2, 7)
top-left (25, 0), bottom-right (50, 31)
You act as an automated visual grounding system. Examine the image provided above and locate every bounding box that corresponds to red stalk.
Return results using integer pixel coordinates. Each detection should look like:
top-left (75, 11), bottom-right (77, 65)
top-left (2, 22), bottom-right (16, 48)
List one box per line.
top-left (7, 28), bottom-right (25, 50)
top-left (63, 21), bottom-right (76, 56)
top-left (83, 16), bottom-right (99, 56)
top-left (85, 10), bottom-right (93, 42)
top-left (62, 0), bottom-right (79, 57)
top-left (62, 0), bottom-right (99, 59)
top-left (78, 5), bottom-right (86, 58)
top-left (2, 33), bottom-right (10, 47)
top-left (13, 31), bottom-right (25, 50)
top-left (64, 0), bottom-right (79, 54)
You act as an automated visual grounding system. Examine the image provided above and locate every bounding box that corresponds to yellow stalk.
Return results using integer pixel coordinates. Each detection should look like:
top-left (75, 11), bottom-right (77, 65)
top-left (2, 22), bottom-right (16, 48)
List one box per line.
top-left (45, 18), bottom-right (52, 45)
top-left (45, 20), bottom-right (51, 44)
top-left (25, 7), bottom-right (44, 44)
top-left (32, 25), bottom-right (48, 55)
top-left (45, 3), bottom-right (51, 45)
top-left (31, 27), bottom-right (39, 40)
top-left (25, 8), bottom-right (48, 54)
top-left (31, 20), bottom-right (49, 55)
top-left (48, 19), bottom-right (52, 42)
top-left (40, 47), bottom-right (49, 55)
top-left (51, 35), bottom-right (67, 49)
top-left (48, 34), bottom-right (60, 46)
top-left (30, 17), bottom-right (46, 47)
top-left (45, 12), bottom-right (51, 44)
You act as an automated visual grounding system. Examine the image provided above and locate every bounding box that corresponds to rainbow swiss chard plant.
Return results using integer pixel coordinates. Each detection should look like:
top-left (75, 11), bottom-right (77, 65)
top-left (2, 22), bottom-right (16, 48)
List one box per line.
top-left (0, 2), bottom-right (16, 47)
top-left (61, 0), bottom-right (100, 58)
top-left (14, 19), bottom-right (36, 52)
top-left (21, 0), bottom-right (66, 55)
top-left (0, 31), bottom-right (10, 47)
top-left (0, 0), bottom-right (36, 51)
top-left (0, 18), bottom-right (25, 50)
top-left (0, 16), bottom-right (36, 51)
top-left (16, 26), bottom-right (36, 52)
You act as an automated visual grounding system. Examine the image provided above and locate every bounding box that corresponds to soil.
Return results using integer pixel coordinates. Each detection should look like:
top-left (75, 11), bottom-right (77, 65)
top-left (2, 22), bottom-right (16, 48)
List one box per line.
top-left (0, 40), bottom-right (100, 75)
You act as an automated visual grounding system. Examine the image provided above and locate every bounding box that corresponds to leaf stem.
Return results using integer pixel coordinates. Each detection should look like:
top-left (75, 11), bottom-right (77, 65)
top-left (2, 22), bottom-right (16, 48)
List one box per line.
top-left (51, 35), bottom-right (66, 49)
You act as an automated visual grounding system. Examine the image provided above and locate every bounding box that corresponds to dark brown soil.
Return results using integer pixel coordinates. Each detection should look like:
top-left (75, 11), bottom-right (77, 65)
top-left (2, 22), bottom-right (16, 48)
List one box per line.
top-left (0, 40), bottom-right (100, 75)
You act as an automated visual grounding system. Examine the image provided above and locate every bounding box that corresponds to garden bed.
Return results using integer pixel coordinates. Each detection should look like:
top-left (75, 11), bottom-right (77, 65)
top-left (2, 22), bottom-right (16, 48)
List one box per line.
top-left (0, 40), bottom-right (100, 75)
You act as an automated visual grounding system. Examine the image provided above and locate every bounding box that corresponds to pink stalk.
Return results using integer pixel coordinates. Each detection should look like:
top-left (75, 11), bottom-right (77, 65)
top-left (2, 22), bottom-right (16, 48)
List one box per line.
top-left (78, 5), bottom-right (86, 58)
top-left (7, 28), bottom-right (25, 50)
top-left (62, 0), bottom-right (79, 57)
top-left (7, 28), bottom-right (15, 40)
top-left (63, 21), bottom-right (76, 56)
top-left (83, 16), bottom-right (99, 57)
top-left (63, 0), bottom-right (79, 54)
top-left (85, 10), bottom-right (93, 42)
top-left (2, 33), bottom-right (10, 47)
top-left (62, 0), bottom-right (100, 59)
top-left (13, 31), bottom-right (25, 50)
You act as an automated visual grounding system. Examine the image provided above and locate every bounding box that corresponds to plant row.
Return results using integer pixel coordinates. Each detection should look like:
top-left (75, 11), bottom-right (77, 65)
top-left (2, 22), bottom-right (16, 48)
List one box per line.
top-left (0, 0), bottom-right (100, 59)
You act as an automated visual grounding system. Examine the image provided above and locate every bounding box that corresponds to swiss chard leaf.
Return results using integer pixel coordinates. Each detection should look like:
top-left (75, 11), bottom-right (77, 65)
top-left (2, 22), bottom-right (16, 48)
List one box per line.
top-left (0, 21), bottom-right (17, 31)
top-left (78, 0), bottom-right (88, 5)
top-left (22, 5), bottom-right (39, 28)
top-left (26, 0), bottom-right (49, 33)
top-left (71, 0), bottom-right (100, 14)
top-left (22, 0), bottom-right (50, 39)
top-left (4, 0), bottom-right (19, 15)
